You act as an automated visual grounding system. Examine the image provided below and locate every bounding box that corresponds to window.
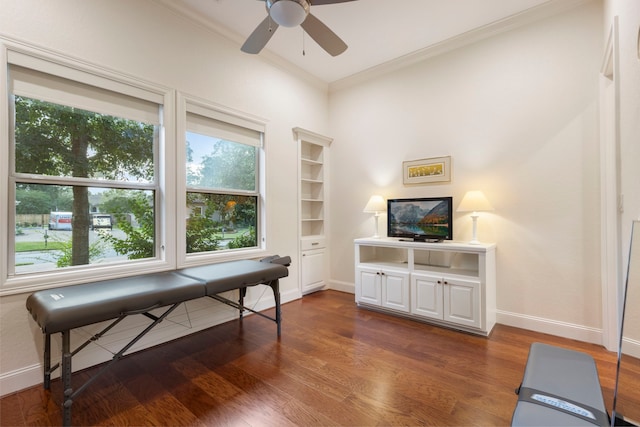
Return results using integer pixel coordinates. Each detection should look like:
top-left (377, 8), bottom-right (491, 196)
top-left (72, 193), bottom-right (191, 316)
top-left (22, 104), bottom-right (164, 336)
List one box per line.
top-left (2, 46), bottom-right (267, 292)
top-left (182, 99), bottom-right (265, 258)
top-left (3, 47), bottom-right (171, 289)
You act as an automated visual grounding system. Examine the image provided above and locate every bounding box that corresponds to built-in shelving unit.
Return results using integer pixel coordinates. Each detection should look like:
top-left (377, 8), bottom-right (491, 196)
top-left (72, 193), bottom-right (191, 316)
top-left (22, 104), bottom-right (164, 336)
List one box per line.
top-left (355, 238), bottom-right (497, 335)
top-left (294, 128), bottom-right (332, 295)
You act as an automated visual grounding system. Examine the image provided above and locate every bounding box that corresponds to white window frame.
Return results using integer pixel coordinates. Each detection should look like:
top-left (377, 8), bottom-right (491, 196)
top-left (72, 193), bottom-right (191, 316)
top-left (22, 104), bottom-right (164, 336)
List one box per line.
top-left (0, 41), bottom-right (176, 295)
top-left (176, 93), bottom-right (267, 268)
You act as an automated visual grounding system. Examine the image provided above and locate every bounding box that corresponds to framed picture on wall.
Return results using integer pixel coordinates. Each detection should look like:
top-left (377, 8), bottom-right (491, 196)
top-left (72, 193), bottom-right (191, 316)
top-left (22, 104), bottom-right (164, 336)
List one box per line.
top-left (403, 156), bottom-right (451, 185)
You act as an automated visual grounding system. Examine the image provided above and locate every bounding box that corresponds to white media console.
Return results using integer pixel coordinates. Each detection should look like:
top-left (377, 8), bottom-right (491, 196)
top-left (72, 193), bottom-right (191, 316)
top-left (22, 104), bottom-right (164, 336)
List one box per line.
top-left (354, 238), bottom-right (497, 336)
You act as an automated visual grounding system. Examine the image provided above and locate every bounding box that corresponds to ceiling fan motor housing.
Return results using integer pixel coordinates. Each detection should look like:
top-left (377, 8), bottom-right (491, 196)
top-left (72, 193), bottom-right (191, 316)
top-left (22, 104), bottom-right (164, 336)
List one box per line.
top-left (266, 0), bottom-right (310, 27)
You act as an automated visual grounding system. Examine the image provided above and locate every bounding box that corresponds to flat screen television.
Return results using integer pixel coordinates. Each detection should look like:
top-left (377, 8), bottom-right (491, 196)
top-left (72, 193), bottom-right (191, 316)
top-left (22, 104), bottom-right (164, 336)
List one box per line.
top-left (387, 197), bottom-right (453, 242)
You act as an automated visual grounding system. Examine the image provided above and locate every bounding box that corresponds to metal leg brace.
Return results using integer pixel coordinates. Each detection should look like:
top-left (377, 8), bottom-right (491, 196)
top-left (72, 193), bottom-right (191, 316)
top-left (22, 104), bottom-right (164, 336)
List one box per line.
top-left (208, 279), bottom-right (281, 336)
top-left (55, 302), bottom-right (182, 426)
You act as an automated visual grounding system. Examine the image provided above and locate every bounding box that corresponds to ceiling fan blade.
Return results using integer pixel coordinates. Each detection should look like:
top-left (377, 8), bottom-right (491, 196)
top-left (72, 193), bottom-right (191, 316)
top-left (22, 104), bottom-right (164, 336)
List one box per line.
top-left (300, 13), bottom-right (347, 56)
top-left (241, 16), bottom-right (280, 54)
top-left (310, 0), bottom-right (358, 5)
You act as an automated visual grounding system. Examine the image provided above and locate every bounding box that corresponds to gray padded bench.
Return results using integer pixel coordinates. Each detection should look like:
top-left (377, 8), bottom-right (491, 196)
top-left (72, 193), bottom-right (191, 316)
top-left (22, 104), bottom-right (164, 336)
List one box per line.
top-left (25, 257), bottom-right (289, 426)
top-left (511, 342), bottom-right (609, 426)
top-left (178, 258), bottom-right (287, 336)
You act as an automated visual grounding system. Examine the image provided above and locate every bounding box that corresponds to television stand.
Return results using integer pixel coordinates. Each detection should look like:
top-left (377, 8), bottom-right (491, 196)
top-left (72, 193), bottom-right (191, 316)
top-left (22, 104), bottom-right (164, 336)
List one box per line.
top-left (354, 237), bottom-right (497, 336)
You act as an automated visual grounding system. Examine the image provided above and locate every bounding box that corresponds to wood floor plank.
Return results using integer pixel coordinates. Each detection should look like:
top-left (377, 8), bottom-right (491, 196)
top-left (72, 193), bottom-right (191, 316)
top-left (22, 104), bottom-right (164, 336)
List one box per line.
top-left (1, 392), bottom-right (26, 426)
top-left (1, 290), bottom-right (622, 426)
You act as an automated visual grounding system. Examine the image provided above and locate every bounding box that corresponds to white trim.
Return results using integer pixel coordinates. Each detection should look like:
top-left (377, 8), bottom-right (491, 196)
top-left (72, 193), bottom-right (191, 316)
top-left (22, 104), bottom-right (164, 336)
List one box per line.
top-left (599, 17), bottom-right (622, 352)
top-left (329, 279), bottom-right (355, 294)
top-left (329, 0), bottom-right (591, 92)
top-left (0, 364), bottom-right (43, 397)
top-left (496, 310), bottom-right (604, 346)
top-left (324, 281), bottom-right (613, 345)
top-left (621, 336), bottom-right (640, 360)
top-left (7, 47), bottom-right (165, 104)
top-left (0, 43), bottom-right (10, 292)
top-left (292, 127), bottom-right (333, 148)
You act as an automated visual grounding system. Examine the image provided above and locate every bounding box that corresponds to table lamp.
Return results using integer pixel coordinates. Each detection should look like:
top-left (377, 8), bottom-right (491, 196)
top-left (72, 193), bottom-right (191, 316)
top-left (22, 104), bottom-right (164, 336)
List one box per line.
top-left (363, 195), bottom-right (386, 238)
top-left (457, 190), bottom-right (493, 244)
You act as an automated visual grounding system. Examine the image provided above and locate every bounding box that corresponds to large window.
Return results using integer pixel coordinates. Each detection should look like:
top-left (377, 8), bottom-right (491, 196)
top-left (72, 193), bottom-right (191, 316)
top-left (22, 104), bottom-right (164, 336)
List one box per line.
top-left (183, 102), bottom-right (264, 257)
top-left (4, 48), bottom-right (168, 289)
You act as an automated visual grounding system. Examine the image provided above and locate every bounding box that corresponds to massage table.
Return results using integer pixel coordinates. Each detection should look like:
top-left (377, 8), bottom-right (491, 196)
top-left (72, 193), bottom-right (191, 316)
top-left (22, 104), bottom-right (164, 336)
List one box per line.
top-left (511, 342), bottom-right (609, 426)
top-left (25, 257), bottom-right (290, 426)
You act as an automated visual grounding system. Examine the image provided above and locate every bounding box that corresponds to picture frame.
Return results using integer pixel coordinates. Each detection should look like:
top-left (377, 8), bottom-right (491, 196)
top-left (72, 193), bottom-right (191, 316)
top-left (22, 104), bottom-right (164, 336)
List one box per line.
top-left (403, 156), bottom-right (451, 185)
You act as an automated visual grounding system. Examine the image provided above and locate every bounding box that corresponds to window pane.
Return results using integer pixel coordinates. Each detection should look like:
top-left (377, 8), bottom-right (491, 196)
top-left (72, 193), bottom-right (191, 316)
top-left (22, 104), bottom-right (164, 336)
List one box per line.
top-left (186, 192), bottom-right (257, 253)
top-left (14, 96), bottom-right (155, 183)
top-left (15, 184), bottom-right (155, 274)
top-left (186, 132), bottom-right (256, 191)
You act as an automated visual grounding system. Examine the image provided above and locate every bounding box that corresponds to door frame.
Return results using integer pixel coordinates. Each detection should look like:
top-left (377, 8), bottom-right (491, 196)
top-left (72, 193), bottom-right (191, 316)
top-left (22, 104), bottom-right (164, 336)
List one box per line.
top-left (599, 17), bottom-right (622, 351)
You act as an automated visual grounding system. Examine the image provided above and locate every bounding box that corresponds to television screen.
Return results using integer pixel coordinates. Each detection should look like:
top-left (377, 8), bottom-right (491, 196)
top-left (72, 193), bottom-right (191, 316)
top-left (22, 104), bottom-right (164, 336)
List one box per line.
top-left (387, 197), bottom-right (453, 241)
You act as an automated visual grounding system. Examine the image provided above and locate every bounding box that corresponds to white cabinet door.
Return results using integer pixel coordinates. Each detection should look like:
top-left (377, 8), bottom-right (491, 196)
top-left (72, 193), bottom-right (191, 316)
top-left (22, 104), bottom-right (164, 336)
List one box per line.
top-left (411, 273), bottom-right (444, 320)
top-left (444, 277), bottom-right (481, 329)
top-left (356, 267), bottom-right (382, 305)
top-left (301, 248), bottom-right (325, 294)
top-left (381, 270), bottom-right (410, 312)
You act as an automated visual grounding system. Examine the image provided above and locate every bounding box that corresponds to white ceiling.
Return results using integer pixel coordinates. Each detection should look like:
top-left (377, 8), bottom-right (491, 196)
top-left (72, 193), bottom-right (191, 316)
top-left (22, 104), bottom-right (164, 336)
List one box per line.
top-left (156, 0), bottom-right (576, 84)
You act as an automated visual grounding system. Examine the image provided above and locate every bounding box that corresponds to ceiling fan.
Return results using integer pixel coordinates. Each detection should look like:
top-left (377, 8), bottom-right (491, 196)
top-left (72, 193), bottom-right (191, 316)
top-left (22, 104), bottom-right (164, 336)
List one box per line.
top-left (241, 0), bottom-right (357, 57)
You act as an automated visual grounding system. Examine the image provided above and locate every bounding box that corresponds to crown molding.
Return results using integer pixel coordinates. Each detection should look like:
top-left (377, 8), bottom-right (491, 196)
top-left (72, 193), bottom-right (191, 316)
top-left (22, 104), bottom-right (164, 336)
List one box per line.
top-left (328, 0), bottom-right (592, 93)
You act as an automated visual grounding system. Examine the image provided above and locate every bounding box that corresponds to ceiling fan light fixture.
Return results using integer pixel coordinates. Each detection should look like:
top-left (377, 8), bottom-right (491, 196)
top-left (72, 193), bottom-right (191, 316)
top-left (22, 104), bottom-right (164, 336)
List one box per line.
top-left (268, 0), bottom-right (309, 27)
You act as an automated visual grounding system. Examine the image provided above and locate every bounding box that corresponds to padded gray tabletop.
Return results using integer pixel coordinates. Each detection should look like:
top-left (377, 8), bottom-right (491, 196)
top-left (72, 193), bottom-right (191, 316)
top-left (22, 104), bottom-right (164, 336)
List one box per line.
top-left (512, 342), bottom-right (608, 426)
top-left (519, 343), bottom-right (605, 409)
top-left (177, 259), bottom-right (288, 295)
top-left (26, 272), bottom-right (205, 333)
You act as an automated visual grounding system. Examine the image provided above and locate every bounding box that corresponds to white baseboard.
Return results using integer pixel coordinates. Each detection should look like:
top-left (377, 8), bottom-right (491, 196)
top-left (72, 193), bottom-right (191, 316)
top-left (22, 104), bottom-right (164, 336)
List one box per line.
top-left (496, 309), bottom-right (605, 346)
top-left (621, 337), bottom-right (640, 359)
top-left (0, 364), bottom-right (43, 397)
top-left (329, 280), bottom-right (354, 294)
top-left (325, 284), bottom-right (605, 345)
top-left (1, 287), bottom-right (302, 397)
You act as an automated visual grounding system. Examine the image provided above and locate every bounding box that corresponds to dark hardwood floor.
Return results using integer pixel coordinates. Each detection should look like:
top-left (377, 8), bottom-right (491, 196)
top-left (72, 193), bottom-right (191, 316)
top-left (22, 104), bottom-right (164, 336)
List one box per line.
top-left (1, 290), bottom-right (619, 426)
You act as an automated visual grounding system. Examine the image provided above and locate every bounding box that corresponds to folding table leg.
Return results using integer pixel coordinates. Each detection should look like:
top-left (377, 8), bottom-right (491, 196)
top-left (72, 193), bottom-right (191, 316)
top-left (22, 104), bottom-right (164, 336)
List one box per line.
top-left (44, 333), bottom-right (51, 389)
top-left (239, 287), bottom-right (247, 319)
top-left (61, 330), bottom-right (73, 426)
top-left (271, 280), bottom-right (281, 337)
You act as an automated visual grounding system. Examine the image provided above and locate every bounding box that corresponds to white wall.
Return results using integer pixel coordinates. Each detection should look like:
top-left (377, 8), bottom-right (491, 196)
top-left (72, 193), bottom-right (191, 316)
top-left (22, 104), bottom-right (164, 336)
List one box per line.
top-left (328, 1), bottom-right (605, 341)
top-left (0, 0), bottom-right (328, 395)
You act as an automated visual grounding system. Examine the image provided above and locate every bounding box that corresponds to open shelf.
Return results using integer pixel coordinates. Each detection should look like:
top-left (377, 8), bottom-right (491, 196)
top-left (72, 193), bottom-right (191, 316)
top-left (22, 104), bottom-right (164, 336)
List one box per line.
top-left (295, 127), bottom-right (333, 296)
top-left (358, 245), bottom-right (408, 265)
top-left (300, 143), bottom-right (323, 163)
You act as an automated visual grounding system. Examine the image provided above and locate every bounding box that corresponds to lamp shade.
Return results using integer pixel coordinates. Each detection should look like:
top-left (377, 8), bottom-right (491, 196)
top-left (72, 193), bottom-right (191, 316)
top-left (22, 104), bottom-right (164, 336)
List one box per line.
top-left (363, 195), bottom-right (386, 213)
top-left (457, 191), bottom-right (494, 213)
